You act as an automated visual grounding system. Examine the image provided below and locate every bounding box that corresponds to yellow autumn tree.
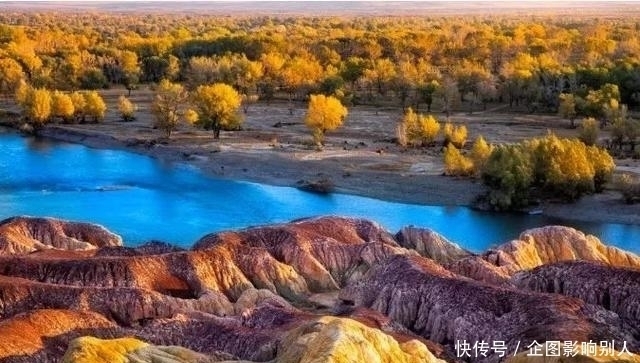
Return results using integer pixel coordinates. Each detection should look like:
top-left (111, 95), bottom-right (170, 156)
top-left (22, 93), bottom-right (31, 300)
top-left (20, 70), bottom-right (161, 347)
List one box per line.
top-left (414, 114), bottom-right (440, 147)
top-left (191, 83), bottom-right (243, 139)
top-left (305, 94), bottom-right (348, 147)
top-left (14, 79), bottom-right (30, 107)
top-left (117, 95), bottom-right (136, 121)
top-left (0, 58), bottom-right (25, 97)
top-left (83, 91), bottom-right (106, 123)
top-left (25, 88), bottom-right (52, 127)
top-left (443, 144), bottom-right (474, 176)
top-left (470, 135), bottom-right (493, 174)
top-left (70, 91), bottom-right (86, 123)
top-left (443, 122), bottom-right (468, 148)
top-left (51, 90), bottom-right (75, 122)
top-left (151, 80), bottom-right (188, 139)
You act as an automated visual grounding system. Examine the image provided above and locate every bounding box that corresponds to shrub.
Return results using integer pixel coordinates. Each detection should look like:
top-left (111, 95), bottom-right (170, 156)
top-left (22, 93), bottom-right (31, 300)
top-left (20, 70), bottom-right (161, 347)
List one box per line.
top-left (470, 135), bottom-right (493, 175)
top-left (395, 121), bottom-right (407, 147)
top-left (578, 117), bottom-right (598, 146)
top-left (51, 91), bottom-right (75, 122)
top-left (482, 144), bottom-right (534, 210)
top-left (443, 122), bottom-right (468, 148)
top-left (481, 134), bottom-right (614, 209)
top-left (443, 145), bottom-right (474, 176)
top-left (117, 95), bottom-right (136, 121)
top-left (614, 173), bottom-right (640, 203)
top-left (83, 91), bottom-right (107, 123)
top-left (399, 108), bottom-right (440, 147)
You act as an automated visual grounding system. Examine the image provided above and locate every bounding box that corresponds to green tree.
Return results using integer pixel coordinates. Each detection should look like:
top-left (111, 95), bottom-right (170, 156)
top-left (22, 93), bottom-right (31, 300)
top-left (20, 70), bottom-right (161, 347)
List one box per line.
top-left (304, 94), bottom-right (348, 147)
top-left (191, 83), bottom-right (243, 139)
top-left (151, 80), bottom-right (189, 139)
top-left (482, 145), bottom-right (534, 210)
top-left (80, 68), bottom-right (108, 90)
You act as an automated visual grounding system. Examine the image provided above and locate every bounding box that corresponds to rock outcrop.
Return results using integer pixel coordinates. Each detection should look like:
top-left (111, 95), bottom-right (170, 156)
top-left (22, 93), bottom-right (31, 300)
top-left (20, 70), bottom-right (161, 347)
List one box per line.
top-left (448, 226), bottom-right (640, 283)
top-left (0, 309), bottom-right (117, 360)
top-left (62, 337), bottom-right (223, 363)
top-left (276, 316), bottom-right (445, 363)
top-left (340, 254), bottom-right (638, 363)
top-left (512, 260), bottom-right (640, 326)
top-left (62, 316), bottom-right (444, 363)
top-left (0, 216), bottom-right (639, 363)
top-left (0, 216), bottom-right (122, 255)
top-left (395, 226), bottom-right (471, 264)
top-left (505, 341), bottom-right (640, 363)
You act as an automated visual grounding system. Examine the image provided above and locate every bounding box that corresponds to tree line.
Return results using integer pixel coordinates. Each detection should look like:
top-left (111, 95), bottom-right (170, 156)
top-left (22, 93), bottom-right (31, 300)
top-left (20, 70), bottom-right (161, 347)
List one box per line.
top-left (1, 13), bottom-right (640, 114)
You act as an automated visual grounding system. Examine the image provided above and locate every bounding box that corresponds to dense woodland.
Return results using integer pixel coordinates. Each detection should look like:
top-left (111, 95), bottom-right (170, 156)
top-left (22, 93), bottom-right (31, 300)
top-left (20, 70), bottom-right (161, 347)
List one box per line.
top-left (1, 13), bottom-right (640, 110)
top-left (1, 11), bottom-right (640, 209)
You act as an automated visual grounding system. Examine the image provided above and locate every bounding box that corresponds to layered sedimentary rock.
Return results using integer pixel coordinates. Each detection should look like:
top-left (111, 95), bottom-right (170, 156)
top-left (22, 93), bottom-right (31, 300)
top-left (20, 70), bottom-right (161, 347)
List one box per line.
top-left (0, 274), bottom-right (291, 325)
top-left (512, 260), bottom-right (640, 325)
top-left (448, 226), bottom-right (640, 284)
top-left (62, 337), bottom-right (223, 363)
top-left (340, 254), bottom-right (638, 363)
top-left (0, 309), bottom-right (117, 361)
top-left (505, 341), bottom-right (640, 363)
top-left (0, 216), bottom-right (122, 255)
top-left (62, 316), bottom-right (444, 363)
top-left (0, 216), bottom-right (639, 363)
top-left (195, 216), bottom-right (404, 291)
top-left (395, 226), bottom-right (471, 264)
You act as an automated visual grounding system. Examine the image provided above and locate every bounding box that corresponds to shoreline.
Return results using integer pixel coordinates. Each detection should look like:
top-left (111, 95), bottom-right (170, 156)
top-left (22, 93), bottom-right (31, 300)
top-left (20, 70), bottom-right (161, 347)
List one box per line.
top-left (31, 123), bottom-right (640, 227)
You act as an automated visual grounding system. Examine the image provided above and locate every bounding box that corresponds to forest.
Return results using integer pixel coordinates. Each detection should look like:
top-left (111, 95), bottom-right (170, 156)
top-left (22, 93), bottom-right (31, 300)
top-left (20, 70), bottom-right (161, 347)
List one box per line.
top-left (1, 10), bottom-right (640, 209)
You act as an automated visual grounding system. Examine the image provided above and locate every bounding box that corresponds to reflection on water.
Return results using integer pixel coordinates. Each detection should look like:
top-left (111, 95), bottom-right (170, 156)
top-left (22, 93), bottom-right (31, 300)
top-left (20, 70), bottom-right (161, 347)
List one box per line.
top-left (0, 131), bottom-right (639, 253)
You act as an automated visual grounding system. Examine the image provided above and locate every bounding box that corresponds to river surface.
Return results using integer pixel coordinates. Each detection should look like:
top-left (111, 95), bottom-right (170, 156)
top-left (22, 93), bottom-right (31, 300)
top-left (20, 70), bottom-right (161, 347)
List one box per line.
top-left (1, 129), bottom-right (639, 253)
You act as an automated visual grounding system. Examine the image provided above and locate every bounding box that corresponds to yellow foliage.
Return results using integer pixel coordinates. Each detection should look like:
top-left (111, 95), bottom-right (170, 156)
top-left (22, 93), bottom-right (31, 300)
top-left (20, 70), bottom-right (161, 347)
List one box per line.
top-left (191, 82), bottom-right (243, 138)
top-left (62, 336), bottom-right (147, 363)
top-left (152, 80), bottom-right (188, 138)
top-left (281, 56), bottom-right (324, 93)
top-left (443, 122), bottom-right (468, 148)
top-left (470, 135), bottom-right (493, 174)
top-left (305, 94), bottom-right (348, 145)
top-left (117, 95), bottom-right (135, 121)
top-left (14, 79), bottom-right (30, 106)
top-left (184, 108), bottom-right (198, 124)
top-left (400, 108), bottom-right (440, 147)
top-left (444, 144), bottom-right (474, 176)
top-left (526, 133), bottom-right (613, 199)
top-left (83, 91), bottom-right (106, 122)
top-left (51, 91), bottom-right (75, 121)
top-left (25, 87), bottom-right (52, 126)
top-left (0, 57), bottom-right (25, 95)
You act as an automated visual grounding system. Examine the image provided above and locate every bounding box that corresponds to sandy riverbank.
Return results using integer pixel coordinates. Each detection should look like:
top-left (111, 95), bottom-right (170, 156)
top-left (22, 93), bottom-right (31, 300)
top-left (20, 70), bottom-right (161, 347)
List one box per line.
top-left (34, 120), bottom-right (640, 227)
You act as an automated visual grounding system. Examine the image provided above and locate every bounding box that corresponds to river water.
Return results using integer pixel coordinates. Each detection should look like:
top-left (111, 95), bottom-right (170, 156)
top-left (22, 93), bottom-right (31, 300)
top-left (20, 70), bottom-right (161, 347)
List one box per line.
top-left (1, 129), bottom-right (639, 253)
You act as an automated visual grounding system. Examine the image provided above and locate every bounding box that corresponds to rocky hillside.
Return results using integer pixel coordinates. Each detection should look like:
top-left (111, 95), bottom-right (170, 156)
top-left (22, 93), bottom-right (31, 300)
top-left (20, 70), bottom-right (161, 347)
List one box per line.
top-left (0, 216), bottom-right (637, 363)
